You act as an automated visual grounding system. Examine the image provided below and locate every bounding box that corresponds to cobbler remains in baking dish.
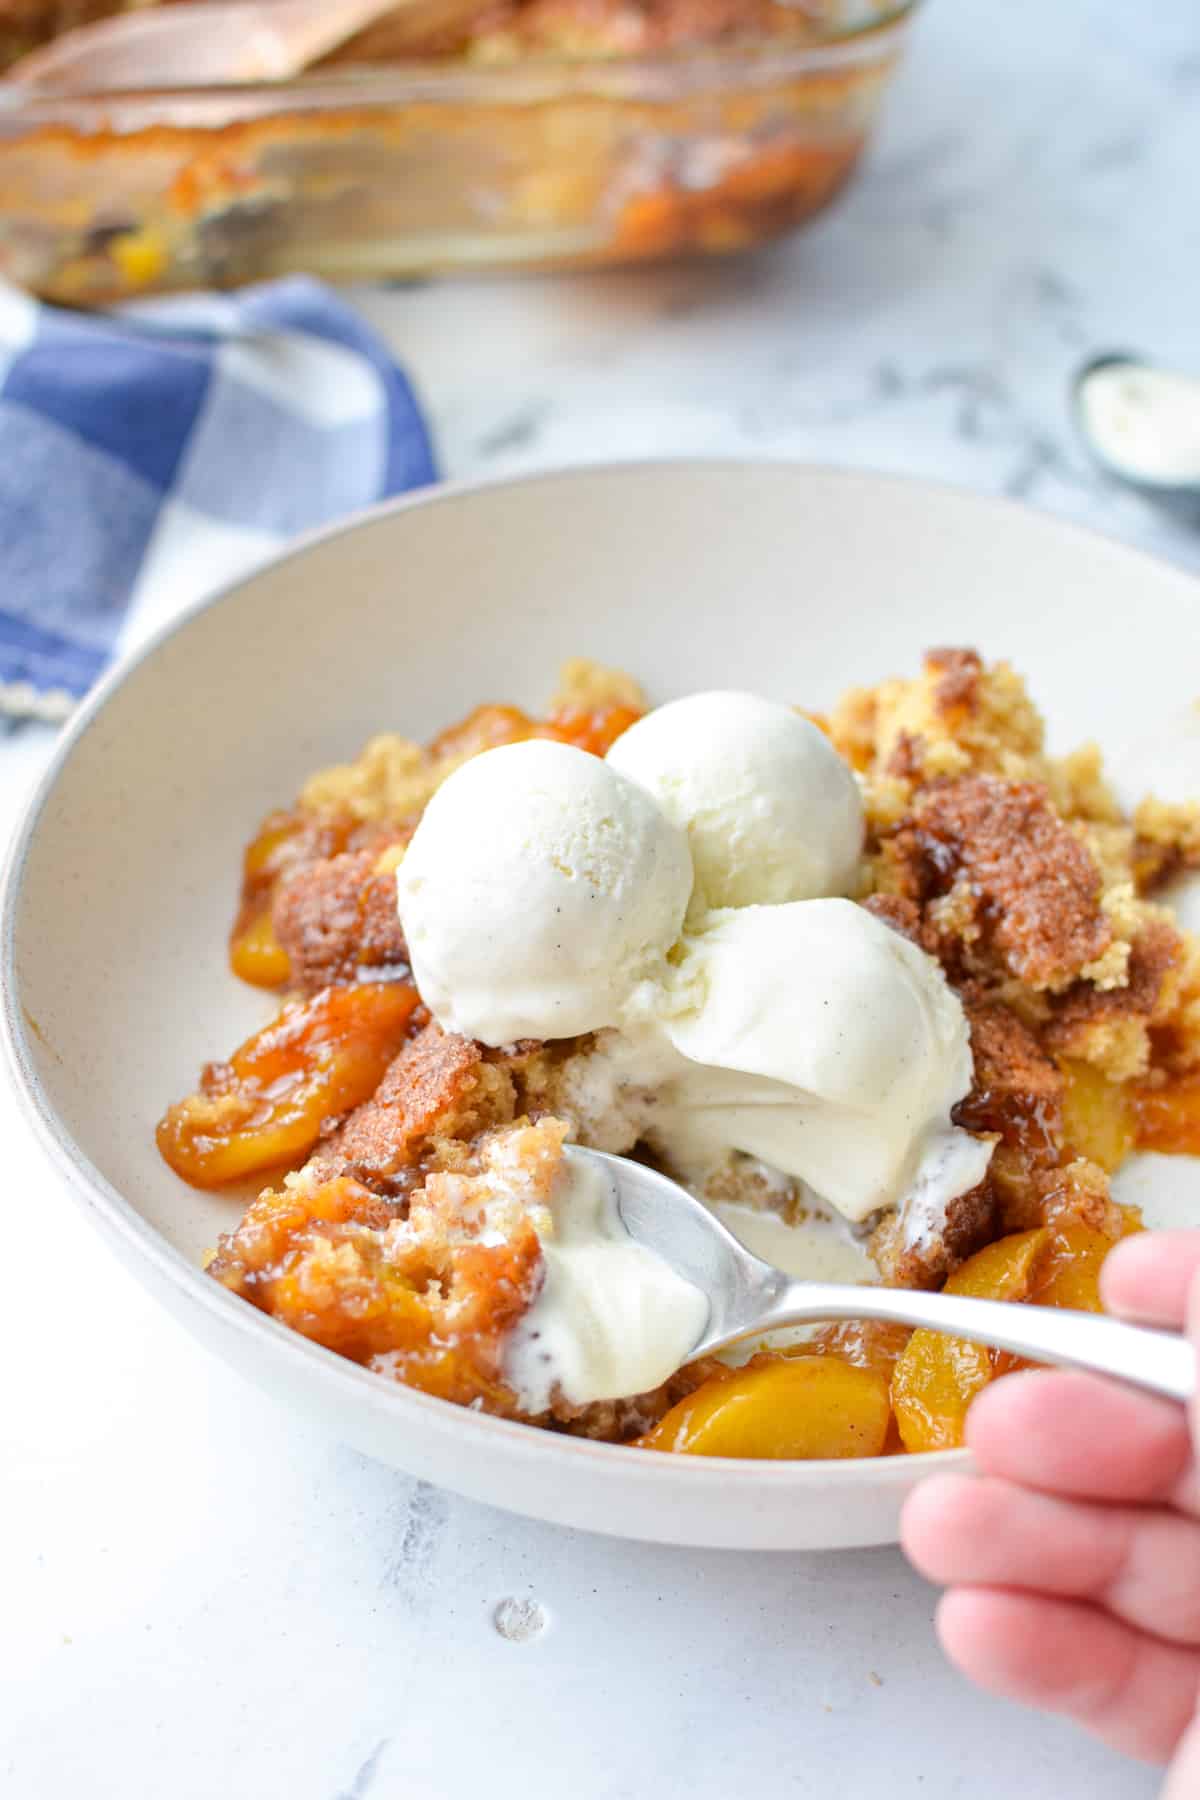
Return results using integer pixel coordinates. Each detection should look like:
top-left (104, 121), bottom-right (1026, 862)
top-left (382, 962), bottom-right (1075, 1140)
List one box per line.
top-left (157, 653), bottom-right (1200, 1459)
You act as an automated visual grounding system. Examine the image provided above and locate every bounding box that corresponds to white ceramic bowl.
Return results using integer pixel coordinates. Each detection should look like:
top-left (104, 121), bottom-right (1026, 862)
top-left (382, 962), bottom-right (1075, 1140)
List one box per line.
top-left (5, 462), bottom-right (1198, 1551)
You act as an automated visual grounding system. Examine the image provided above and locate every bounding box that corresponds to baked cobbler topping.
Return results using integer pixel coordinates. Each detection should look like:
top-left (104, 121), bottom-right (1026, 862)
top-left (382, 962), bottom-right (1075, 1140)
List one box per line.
top-left (159, 651), bottom-right (1200, 1458)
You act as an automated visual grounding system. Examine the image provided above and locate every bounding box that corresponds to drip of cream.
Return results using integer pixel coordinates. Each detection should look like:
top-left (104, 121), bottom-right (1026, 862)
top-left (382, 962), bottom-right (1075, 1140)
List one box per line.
top-left (710, 1200), bottom-right (872, 1285)
top-left (708, 1199), bottom-right (873, 1357)
top-left (504, 1152), bottom-right (708, 1414)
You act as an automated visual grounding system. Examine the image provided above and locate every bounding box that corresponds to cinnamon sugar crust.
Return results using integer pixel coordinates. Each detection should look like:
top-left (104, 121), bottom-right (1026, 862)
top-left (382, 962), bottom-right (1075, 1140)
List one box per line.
top-left (309, 1021), bottom-right (519, 1191)
top-left (273, 844), bottom-right (410, 994)
top-left (882, 774), bottom-right (1112, 993)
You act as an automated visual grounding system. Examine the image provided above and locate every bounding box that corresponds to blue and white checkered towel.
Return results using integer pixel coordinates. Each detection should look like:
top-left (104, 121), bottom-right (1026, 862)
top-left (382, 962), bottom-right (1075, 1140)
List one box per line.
top-left (0, 276), bottom-right (436, 722)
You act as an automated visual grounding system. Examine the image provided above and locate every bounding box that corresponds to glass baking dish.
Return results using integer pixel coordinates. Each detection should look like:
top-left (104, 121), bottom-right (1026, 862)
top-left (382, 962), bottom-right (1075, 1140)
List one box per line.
top-left (0, 3), bottom-right (916, 302)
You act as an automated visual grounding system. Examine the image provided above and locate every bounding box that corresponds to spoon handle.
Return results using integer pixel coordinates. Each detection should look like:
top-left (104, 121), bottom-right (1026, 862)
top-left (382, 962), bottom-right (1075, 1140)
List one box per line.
top-left (9, 0), bottom-right (486, 91)
top-left (757, 1281), bottom-right (1196, 1404)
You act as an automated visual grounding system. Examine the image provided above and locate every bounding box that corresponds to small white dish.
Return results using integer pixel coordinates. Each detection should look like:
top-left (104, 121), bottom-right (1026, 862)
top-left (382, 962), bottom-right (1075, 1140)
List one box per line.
top-left (4, 461), bottom-right (1198, 1550)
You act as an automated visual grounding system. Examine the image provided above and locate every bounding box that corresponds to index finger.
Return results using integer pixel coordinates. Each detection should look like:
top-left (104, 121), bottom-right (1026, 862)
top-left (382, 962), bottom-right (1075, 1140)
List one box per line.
top-left (965, 1368), bottom-right (1193, 1506)
top-left (1101, 1231), bottom-right (1200, 1329)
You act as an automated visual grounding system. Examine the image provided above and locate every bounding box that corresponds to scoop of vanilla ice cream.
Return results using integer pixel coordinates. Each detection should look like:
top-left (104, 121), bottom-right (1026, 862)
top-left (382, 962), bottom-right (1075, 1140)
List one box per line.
top-left (396, 739), bottom-right (693, 1046)
top-left (396, 696), bottom-right (988, 1244)
top-left (605, 691), bottom-right (863, 909)
top-left (658, 899), bottom-right (991, 1223)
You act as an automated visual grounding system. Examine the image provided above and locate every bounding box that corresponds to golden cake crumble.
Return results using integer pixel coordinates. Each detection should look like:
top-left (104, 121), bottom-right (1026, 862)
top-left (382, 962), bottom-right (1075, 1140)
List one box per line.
top-left (157, 651), bottom-right (1200, 1459)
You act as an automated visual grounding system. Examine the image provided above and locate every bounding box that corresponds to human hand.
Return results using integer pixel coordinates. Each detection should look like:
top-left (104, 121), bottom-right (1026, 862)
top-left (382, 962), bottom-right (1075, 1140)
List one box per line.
top-left (901, 1230), bottom-right (1200, 1790)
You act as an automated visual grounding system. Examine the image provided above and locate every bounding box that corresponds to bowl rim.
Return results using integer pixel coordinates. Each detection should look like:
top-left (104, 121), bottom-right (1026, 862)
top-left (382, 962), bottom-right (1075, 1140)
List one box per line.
top-left (0, 4), bottom-right (916, 124)
top-left (15, 453), bottom-right (1187, 1497)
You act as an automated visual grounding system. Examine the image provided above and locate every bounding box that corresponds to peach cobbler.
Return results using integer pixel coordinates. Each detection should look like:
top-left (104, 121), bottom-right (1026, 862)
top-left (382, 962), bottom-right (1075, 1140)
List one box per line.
top-left (157, 652), bottom-right (1200, 1460)
top-left (1, 3), bottom-right (906, 304)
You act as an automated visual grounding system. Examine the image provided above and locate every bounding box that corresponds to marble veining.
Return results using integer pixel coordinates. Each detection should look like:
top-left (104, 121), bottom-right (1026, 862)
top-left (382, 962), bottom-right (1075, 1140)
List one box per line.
top-left (334, 1739), bottom-right (392, 1800)
top-left (379, 1481), bottom-right (451, 1612)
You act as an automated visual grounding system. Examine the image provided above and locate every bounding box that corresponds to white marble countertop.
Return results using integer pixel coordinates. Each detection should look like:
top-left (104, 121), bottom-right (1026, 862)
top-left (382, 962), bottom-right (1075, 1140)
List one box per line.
top-left (4, 0), bottom-right (1199, 1794)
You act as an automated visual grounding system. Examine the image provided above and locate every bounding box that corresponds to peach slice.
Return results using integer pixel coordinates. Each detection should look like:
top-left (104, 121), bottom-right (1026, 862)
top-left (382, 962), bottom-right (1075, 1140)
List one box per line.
top-left (891, 1229), bottom-right (1050, 1453)
top-left (157, 980), bottom-right (420, 1187)
top-left (638, 1355), bottom-right (891, 1460)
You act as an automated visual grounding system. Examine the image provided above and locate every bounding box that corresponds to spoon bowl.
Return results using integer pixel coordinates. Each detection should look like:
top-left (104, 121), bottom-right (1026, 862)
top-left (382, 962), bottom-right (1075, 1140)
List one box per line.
top-left (576, 1147), bottom-right (1197, 1404)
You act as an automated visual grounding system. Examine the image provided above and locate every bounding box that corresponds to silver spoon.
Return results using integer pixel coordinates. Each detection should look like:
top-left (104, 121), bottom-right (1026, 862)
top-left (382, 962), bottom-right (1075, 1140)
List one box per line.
top-left (1072, 351), bottom-right (1200, 527)
top-left (9, 0), bottom-right (485, 92)
top-left (570, 1147), bottom-right (1196, 1404)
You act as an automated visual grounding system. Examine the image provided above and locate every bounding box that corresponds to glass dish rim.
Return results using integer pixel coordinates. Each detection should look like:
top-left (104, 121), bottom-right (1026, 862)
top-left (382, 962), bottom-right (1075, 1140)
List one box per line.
top-left (0, 0), bottom-right (917, 129)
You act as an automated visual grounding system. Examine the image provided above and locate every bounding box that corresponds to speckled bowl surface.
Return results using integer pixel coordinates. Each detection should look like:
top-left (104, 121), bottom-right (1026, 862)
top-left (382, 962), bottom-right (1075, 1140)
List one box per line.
top-left (4, 461), bottom-right (1198, 1549)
